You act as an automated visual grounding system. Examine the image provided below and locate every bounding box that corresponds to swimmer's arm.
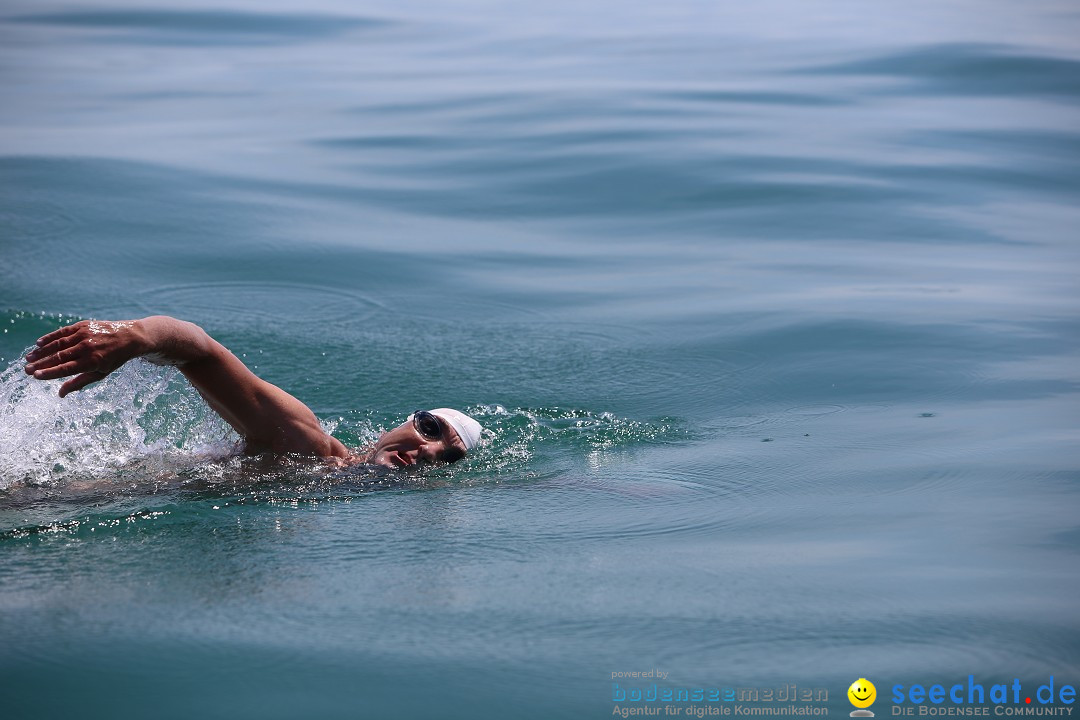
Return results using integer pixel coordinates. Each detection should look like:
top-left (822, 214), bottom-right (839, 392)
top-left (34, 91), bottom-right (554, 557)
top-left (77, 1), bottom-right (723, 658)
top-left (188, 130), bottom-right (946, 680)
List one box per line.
top-left (25, 316), bottom-right (349, 459)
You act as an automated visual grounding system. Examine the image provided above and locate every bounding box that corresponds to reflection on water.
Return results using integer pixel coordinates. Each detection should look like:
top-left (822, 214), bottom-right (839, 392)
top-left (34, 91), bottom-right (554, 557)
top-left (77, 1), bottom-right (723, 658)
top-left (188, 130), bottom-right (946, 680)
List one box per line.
top-left (1, 0), bottom-right (1079, 717)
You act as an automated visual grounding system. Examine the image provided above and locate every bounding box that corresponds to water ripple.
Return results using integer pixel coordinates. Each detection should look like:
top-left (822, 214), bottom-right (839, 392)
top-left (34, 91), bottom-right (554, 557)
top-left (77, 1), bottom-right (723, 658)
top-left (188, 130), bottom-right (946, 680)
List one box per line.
top-left (9, 10), bottom-right (390, 45)
top-left (131, 280), bottom-right (383, 329)
top-left (805, 43), bottom-right (1080, 101)
top-left (658, 89), bottom-right (849, 107)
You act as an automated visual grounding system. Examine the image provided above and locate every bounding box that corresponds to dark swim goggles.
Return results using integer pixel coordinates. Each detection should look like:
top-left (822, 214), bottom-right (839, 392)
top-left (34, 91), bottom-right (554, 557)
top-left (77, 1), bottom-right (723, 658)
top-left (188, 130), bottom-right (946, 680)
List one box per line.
top-left (413, 410), bottom-right (444, 441)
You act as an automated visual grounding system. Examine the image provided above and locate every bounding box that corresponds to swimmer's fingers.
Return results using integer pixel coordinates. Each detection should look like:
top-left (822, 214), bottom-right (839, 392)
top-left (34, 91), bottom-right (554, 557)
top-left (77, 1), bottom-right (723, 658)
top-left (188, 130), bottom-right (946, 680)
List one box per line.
top-left (25, 331), bottom-right (84, 364)
top-left (59, 372), bottom-right (108, 398)
top-left (36, 321), bottom-right (83, 348)
top-left (29, 359), bottom-right (85, 381)
top-left (29, 348), bottom-right (117, 395)
top-left (25, 341), bottom-right (93, 376)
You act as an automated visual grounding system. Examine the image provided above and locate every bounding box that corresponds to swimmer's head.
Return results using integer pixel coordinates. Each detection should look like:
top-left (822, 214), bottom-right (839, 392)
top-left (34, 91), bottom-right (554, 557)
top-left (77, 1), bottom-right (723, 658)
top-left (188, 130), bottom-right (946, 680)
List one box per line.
top-left (367, 408), bottom-right (482, 468)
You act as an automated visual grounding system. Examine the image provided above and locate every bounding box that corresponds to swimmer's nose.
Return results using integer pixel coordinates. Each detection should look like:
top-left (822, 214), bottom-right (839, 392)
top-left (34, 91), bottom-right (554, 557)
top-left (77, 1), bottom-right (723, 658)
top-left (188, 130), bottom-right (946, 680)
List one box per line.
top-left (417, 443), bottom-right (441, 465)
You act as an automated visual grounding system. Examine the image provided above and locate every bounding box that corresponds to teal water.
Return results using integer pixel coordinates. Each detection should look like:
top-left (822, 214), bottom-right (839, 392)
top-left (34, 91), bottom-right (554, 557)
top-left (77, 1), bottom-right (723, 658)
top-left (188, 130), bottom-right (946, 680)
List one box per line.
top-left (2, 1), bottom-right (1079, 717)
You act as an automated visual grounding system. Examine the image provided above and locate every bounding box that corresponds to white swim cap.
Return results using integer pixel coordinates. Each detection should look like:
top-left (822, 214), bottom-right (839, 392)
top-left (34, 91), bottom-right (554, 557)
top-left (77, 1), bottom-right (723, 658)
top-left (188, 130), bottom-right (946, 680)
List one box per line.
top-left (429, 408), bottom-right (483, 451)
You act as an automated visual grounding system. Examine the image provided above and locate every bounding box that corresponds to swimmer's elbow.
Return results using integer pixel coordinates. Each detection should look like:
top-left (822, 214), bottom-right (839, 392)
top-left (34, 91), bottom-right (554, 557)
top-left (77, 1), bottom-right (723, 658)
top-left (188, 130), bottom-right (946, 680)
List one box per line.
top-left (136, 316), bottom-right (218, 364)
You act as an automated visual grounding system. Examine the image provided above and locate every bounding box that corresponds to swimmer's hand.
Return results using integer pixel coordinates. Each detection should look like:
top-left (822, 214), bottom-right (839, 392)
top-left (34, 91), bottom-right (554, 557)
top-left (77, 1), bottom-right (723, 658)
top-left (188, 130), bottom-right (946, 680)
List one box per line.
top-left (25, 318), bottom-right (158, 397)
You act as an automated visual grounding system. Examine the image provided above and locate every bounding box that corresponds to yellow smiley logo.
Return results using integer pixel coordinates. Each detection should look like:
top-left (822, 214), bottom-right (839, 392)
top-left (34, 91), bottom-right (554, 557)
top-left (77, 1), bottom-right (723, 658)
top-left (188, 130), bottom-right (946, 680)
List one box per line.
top-left (848, 678), bottom-right (877, 709)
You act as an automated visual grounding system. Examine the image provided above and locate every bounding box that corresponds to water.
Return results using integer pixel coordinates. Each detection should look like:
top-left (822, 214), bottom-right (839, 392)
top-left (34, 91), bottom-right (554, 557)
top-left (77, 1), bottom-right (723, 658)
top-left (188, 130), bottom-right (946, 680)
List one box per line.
top-left (2, 0), bottom-right (1079, 717)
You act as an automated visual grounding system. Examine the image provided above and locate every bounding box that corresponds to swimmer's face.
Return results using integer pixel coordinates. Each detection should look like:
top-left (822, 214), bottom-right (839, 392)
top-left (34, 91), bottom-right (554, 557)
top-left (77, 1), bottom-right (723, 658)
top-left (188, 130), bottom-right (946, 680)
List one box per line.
top-left (848, 679), bottom-right (876, 709)
top-left (368, 414), bottom-right (467, 468)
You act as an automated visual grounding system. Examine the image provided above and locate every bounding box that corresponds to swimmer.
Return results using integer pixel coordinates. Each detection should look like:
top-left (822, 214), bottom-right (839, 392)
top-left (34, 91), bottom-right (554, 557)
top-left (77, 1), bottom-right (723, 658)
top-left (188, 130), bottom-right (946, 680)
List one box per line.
top-left (22, 316), bottom-right (482, 468)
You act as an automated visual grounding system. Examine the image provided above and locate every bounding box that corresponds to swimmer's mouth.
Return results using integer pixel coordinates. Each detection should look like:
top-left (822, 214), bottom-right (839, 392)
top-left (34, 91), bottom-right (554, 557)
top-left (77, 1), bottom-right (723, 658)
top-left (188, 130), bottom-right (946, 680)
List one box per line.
top-left (370, 450), bottom-right (407, 468)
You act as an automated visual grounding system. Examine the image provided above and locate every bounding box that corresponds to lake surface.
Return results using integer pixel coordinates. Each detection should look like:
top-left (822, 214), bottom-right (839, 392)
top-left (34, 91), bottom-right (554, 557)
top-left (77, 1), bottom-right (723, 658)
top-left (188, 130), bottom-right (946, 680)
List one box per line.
top-left (1, 0), bottom-right (1079, 717)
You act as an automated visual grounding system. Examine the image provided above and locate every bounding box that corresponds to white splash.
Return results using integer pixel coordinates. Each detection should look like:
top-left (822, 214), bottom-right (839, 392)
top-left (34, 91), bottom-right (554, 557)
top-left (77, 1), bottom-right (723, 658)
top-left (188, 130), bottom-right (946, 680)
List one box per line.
top-left (0, 351), bottom-right (236, 490)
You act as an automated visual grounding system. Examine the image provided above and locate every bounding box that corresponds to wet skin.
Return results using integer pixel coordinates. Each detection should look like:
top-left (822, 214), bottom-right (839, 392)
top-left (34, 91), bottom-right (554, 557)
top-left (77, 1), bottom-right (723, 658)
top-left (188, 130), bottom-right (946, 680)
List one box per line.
top-left (364, 417), bottom-right (467, 468)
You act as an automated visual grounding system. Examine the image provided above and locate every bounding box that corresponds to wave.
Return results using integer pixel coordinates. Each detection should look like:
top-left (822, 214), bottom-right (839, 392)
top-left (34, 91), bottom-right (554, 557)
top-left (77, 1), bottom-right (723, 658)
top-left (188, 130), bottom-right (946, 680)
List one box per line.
top-left (803, 43), bottom-right (1080, 102)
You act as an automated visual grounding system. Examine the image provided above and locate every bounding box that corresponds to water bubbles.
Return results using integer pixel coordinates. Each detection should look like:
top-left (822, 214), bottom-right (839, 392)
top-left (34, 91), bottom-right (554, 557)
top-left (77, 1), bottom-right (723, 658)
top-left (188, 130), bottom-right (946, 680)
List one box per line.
top-left (455, 404), bottom-right (691, 474)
